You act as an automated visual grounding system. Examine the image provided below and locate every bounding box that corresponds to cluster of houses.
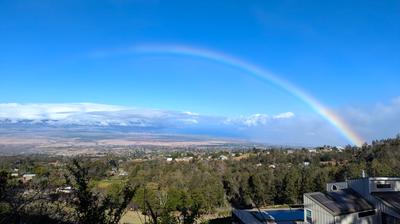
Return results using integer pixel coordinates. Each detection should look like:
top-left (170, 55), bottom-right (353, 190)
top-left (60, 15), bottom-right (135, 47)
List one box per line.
top-left (10, 168), bottom-right (37, 184)
top-left (165, 154), bottom-right (229, 162)
top-left (233, 175), bottom-right (400, 224)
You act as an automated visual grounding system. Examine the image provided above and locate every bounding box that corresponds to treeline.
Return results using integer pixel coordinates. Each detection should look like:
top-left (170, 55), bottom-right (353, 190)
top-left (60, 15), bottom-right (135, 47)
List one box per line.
top-left (1, 136), bottom-right (400, 223)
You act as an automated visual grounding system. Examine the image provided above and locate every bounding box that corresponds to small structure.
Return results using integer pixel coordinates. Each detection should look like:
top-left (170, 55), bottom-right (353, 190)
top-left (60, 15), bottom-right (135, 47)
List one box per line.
top-left (326, 182), bottom-right (348, 192)
top-left (175, 157), bottom-right (194, 162)
top-left (335, 146), bottom-right (344, 152)
top-left (268, 164), bottom-right (276, 169)
top-left (118, 169), bottom-right (128, 176)
top-left (166, 157), bottom-right (173, 162)
top-left (21, 174), bottom-right (36, 183)
top-left (219, 155), bottom-right (228, 160)
top-left (57, 186), bottom-right (73, 194)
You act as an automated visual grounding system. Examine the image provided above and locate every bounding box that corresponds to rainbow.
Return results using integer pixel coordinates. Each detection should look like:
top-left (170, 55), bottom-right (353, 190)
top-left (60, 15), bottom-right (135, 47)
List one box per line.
top-left (132, 44), bottom-right (364, 146)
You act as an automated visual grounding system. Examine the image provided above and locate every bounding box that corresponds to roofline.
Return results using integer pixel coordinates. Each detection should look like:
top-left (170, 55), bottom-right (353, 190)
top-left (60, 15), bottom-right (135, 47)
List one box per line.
top-left (369, 177), bottom-right (400, 181)
top-left (371, 193), bottom-right (400, 214)
top-left (347, 177), bottom-right (400, 181)
top-left (304, 192), bottom-right (375, 216)
top-left (326, 181), bottom-right (347, 185)
top-left (304, 193), bottom-right (337, 216)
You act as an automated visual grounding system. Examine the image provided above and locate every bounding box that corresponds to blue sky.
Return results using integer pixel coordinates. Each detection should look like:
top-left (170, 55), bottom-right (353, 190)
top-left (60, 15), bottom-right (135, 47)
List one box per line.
top-left (0, 0), bottom-right (399, 145)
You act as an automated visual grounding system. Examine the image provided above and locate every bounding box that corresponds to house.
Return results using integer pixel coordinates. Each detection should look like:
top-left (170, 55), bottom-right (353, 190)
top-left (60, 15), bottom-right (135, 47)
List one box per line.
top-left (118, 169), bottom-right (128, 176)
top-left (304, 189), bottom-right (377, 224)
top-left (335, 146), bottom-right (344, 152)
top-left (319, 161), bottom-right (337, 166)
top-left (348, 177), bottom-right (400, 223)
top-left (303, 177), bottom-right (400, 223)
top-left (219, 155), bottom-right (228, 160)
top-left (57, 186), bottom-right (73, 194)
top-left (21, 174), bottom-right (36, 183)
top-left (308, 149), bottom-right (317, 153)
top-left (175, 157), bottom-right (194, 162)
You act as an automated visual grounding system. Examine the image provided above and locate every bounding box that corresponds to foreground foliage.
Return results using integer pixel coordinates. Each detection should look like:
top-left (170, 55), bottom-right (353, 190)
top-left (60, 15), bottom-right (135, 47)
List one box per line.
top-left (0, 160), bottom-right (136, 224)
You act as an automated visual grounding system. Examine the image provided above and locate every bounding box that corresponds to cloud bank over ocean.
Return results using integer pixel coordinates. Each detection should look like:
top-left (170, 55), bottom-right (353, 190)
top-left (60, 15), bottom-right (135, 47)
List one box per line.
top-left (0, 99), bottom-right (399, 146)
top-left (0, 103), bottom-right (294, 127)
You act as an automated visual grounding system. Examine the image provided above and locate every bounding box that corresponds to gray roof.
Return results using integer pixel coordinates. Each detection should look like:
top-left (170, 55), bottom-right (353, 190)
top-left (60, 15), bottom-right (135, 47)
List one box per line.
top-left (372, 192), bottom-right (400, 213)
top-left (369, 177), bottom-right (400, 181)
top-left (306, 189), bottom-right (374, 216)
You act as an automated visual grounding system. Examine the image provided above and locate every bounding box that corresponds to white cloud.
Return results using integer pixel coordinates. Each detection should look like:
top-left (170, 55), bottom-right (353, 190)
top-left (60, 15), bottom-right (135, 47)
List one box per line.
top-left (341, 97), bottom-right (400, 141)
top-left (0, 103), bottom-right (189, 127)
top-left (0, 103), bottom-right (126, 121)
top-left (273, 112), bottom-right (295, 119)
top-left (225, 112), bottom-right (295, 127)
top-left (222, 97), bottom-right (400, 146)
top-left (2, 99), bottom-right (400, 146)
top-left (241, 114), bottom-right (269, 127)
top-left (183, 111), bottom-right (199, 116)
top-left (0, 103), bottom-right (295, 131)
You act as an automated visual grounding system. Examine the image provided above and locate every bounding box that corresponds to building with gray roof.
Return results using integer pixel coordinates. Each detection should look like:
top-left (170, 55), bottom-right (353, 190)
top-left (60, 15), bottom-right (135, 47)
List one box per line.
top-left (304, 177), bottom-right (400, 223)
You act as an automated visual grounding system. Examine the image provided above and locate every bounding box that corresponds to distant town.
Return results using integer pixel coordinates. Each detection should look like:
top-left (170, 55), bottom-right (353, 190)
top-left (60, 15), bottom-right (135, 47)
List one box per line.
top-left (1, 135), bottom-right (400, 223)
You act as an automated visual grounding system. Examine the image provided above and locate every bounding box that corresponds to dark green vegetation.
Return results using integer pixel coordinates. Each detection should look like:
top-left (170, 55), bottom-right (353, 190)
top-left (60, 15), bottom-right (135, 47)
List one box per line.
top-left (0, 159), bottom-right (136, 224)
top-left (1, 135), bottom-right (400, 223)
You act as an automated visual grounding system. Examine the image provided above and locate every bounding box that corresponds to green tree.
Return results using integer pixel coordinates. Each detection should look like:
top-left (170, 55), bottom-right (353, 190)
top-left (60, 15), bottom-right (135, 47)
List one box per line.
top-left (66, 159), bottom-right (136, 224)
top-left (281, 168), bottom-right (300, 204)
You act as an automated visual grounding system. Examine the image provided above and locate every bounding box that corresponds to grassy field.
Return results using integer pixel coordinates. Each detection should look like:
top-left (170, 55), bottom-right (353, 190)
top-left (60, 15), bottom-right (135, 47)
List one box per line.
top-left (120, 211), bottom-right (148, 224)
top-left (96, 179), bottom-right (122, 189)
top-left (119, 209), bottom-right (232, 224)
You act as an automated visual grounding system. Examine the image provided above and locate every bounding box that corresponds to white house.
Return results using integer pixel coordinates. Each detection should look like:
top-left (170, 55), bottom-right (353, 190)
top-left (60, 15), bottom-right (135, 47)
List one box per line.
top-left (21, 174), bottom-right (36, 183)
